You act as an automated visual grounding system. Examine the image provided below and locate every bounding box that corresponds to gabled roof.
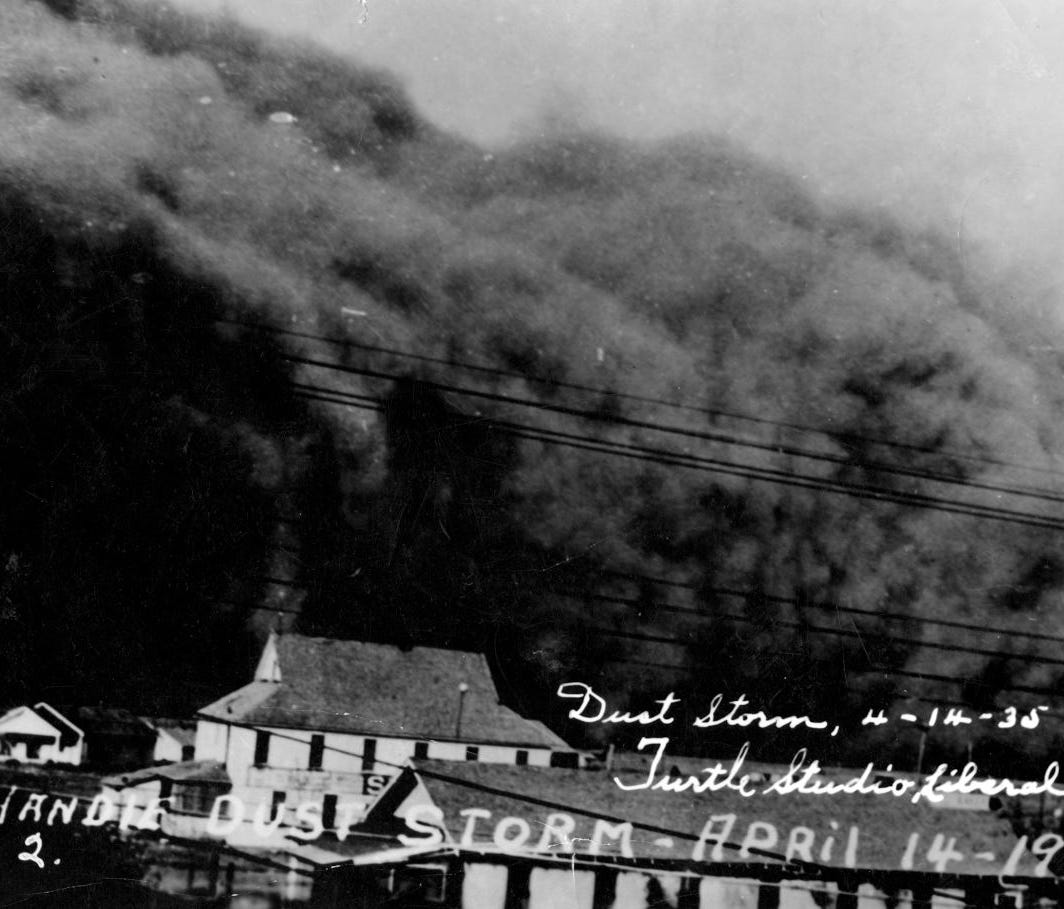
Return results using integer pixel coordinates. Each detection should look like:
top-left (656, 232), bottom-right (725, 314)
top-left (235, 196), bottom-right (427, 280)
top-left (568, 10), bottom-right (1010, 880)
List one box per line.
top-left (103, 759), bottom-right (231, 790)
top-left (198, 633), bottom-right (568, 749)
top-left (142, 717), bottom-right (197, 748)
top-left (32, 703), bottom-right (83, 749)
top-left (65, 706), bottom-right (156, 739)
top-left (360, 759), bottom-right (1037, 875)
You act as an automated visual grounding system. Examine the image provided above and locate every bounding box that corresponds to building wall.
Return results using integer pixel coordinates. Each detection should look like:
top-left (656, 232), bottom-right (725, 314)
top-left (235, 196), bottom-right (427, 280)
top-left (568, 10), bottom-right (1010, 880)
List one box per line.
top-left (222, 724), bottom-right (551, 772)
top-left (101, 779), bottom-right (162, 811)
top-left (198, 719), bottom-right (552, 778)
top-left (194, 720), bottom-right (229, 762)
top-left (102, 778), bottom-right (225, 841)
top-left (1, 738), bottom-right (82, 765)
top-left (152, 731), bottom-right (194, 764)
top-left (193, 718), bottom-right (555, 830)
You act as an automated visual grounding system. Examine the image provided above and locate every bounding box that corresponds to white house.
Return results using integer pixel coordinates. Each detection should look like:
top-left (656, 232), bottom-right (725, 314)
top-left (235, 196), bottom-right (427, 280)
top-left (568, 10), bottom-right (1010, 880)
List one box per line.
top-left (0, 702), bottom-right (84, 765)
top-left (109, 633), bottom-right (577, 846)
top-left (143, 717), bottom-right (197, 764)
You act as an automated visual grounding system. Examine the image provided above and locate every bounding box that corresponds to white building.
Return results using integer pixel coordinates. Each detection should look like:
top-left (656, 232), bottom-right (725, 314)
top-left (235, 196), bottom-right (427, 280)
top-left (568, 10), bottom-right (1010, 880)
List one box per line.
top-left (109, 633), bottom-right (576, 846)
top-left (0, 702), bottom-right (84, 765)
top-left (143, 717), bottom-right (197, 764)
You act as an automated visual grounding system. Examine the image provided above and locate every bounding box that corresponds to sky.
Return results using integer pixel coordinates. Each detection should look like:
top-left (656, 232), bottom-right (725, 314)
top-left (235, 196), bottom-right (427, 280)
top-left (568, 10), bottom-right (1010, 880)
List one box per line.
top-left (168, 0), bottom-right (1064, 290)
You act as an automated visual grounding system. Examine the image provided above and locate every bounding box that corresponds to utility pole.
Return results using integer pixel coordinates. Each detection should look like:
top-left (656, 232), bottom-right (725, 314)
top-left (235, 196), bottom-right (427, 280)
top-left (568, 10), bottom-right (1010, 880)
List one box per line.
top-left (454, 683), bottom-right (469, 739)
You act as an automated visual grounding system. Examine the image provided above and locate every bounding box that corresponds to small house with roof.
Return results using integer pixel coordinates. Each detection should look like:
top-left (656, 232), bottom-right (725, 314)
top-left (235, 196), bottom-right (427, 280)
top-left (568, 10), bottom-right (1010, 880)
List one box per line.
top-left (69, 706), bottom-right (157, 770)
top-left (0, 702), bottom-right (84, 765)
top-left (143, 717), bottom-right (198, 764)
top-left (0, 703), bottom-right (160, 769)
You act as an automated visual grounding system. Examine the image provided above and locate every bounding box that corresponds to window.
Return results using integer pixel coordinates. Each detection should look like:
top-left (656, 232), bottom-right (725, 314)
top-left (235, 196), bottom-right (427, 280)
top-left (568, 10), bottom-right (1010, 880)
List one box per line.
top-left (271, 791), bottom-right (286, 822)
top-left (515, 750), bottom-right (529, 766)
top-left (253, 731), bottom-right (270, 767)
top-left (413, 741), bottom-right (429, 760)
top-left (465, 746), bottom-right (479, 762)
top-left (363, 738), bottom-right (377, 773)
top-left (174, 783), bottom-right (225, 816)
top-left (322, 794), bottom-right (337, 831)
top-left (181, 745), bottom-right (195, 762)
top-left (393, 864), bottom-right (448, 904)
top-left (549, 751), bottom-right (579, 769)
top-left (309, 734), bottom-right (325, 771)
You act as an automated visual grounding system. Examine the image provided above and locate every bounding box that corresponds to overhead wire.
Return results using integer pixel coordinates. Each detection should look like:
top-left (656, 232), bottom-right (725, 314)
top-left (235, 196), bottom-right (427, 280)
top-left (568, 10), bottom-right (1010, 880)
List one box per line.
top-left (0, 781), bottom-right (1001, 906)
top-left (592, 625), bottom-right (1063, 698)
top-left (195, 331), bottom-right (1064, 731)
top-left (217, 317), bottom-right (1064, 482)
top-left (280, 381), bottom-right (1064, 701)
top-left (575, 591), bottom-right (1064, 668)
top-left (282, 379), bottom-right (1064, 648)
top-left (597, 571), bottom-right (1064, 648)
top-left (184, 719), bottom-right (881, 875)
top-left (198, 716), bottom-right (1059, 895)
top-left (284, 370), bottom-right (1064, 532)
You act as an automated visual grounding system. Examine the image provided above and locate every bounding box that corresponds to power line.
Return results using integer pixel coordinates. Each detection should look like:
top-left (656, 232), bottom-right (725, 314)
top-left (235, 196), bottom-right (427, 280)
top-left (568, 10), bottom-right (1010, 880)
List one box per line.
top-left (596, 572), bottom-right (1064, 648)
top-left (288, 380), bottom-right (1064, 532)
top-left (581, 588), bottom-right (1064, 712)
top-left (594, 652), bottom-right (1064, 711)
top-left (286, 382), bottom-right (1064, 649)
top-left (218, 317), bottom-right (1064, 483)
top-left (591, 625), bottom-right (1063, 699)
top-left (288, 372), bottom-right (1064, 645)
top-left (214, 578), bottom-right (1064, 713)
top-left (589, 587), bottom-right (1064, 648)
top-left (208, 548), bottom-right (1064, 708)
top-left (207, 714), bottom-right (1064, 893)
top-left (288, 362), bottom-right (1064, 521)
top-left (193, 718), bottom-right (841, 874)
top-left (287, 371), bottom-right (1064, 530)
top-left (500, 423), bottom-right (1064, 530)
top-left (269, 386), bottom-right (1064, 652)
top-left (0, 783), bottom-right (1006, 903)
top-left (574, 590), bottom-right (1064, 669)
top-left (283, 381), bottom-right (1064, 702)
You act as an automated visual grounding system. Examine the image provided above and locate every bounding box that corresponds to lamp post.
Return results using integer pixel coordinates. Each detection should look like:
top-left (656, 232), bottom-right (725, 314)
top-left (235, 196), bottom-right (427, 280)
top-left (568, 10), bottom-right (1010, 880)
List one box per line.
top-left (455, 683), bottom-right (469, 739)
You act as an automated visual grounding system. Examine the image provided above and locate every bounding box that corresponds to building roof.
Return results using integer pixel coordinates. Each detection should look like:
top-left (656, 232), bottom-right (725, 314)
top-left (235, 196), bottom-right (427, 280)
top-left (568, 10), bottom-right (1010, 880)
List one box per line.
top-left (142, 717), bottom-right (197, 748)
top-left (31, 703), bottom-right (83, 749)
top-left (103, 759), bottom-right (231, 790)
top-left (198, 633), bottom-right (568, 749)
top-left (66, 706), bottom-right (156, 739)
top-left (359, 759), bottom-right (1038, 875)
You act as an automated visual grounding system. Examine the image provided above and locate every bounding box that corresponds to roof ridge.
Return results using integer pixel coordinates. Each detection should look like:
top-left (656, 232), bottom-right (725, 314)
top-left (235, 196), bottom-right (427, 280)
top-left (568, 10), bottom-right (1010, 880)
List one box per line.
top-left (279, 633), bottom-right (486, 660)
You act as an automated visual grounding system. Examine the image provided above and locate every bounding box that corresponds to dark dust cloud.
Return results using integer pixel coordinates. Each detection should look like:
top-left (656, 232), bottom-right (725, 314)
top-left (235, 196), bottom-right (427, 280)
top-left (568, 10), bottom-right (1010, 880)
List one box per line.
top-left (3, 0), bottom-right (1064, 773)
